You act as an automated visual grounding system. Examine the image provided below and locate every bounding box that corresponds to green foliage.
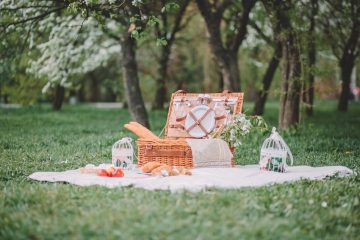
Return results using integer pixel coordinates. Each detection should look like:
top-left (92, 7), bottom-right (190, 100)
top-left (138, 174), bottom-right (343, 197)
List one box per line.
top-left (161, 2), bottom-right (180, 13)
top-left (67, 2), bottom-right (84, 15)
top-left (0, 101), bottom-right (359, 238)
top-left (318, 0), bottom-right (360, 60)
top-left (156, 37), bottom-right (168, 46)
top-left (130, 14), bottom-right (141, 23)
top-left (2, 74), bottom-right (46, 106)
top-left (147, 16), bottom-right (161, 27)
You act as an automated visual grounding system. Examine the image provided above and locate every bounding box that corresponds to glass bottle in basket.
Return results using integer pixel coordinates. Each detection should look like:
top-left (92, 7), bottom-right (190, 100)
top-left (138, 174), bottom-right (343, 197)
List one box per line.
top-left (214, 100), bottom-right (225, 118)
top-left (223, 103), bottom-right (234, 125)
top-left (112, 137), bottom-right (134, 170)
top-left (174, 98), bottom-right (187, 121)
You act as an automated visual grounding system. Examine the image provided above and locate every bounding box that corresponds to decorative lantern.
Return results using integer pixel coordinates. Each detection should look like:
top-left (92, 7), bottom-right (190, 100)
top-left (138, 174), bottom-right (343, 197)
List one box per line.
top-left (259, 127), bottom-right (293, 172)
top-left (112, 137), bottom-right (134, 170)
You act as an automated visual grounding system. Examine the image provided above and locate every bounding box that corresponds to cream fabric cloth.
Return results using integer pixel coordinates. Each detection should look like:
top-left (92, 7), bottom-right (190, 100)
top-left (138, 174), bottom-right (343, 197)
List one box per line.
top-left (186, 139), bottom-right (233, 168)
top-left (29, 165), bottom-right (353, 193)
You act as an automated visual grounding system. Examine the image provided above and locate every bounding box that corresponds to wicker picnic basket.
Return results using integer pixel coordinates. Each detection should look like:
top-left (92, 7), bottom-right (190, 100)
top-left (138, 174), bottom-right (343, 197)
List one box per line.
top-left (135, 90), bottom-right (244, 168)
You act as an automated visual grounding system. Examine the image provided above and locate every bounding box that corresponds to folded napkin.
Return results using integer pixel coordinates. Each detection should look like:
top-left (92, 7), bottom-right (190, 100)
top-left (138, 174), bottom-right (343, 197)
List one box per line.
top-left (186, 139), bottom-right (232, 168)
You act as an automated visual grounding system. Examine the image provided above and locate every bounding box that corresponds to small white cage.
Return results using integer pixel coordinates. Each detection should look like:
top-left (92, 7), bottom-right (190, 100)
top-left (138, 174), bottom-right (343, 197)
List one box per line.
top-left (259, 127), bottom-right (293, 172)
top-left (112, 137), bottom-right (134, 170)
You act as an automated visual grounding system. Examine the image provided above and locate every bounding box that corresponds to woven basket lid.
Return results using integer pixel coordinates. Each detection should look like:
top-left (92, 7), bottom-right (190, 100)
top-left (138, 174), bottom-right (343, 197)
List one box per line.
top-left (165, 91), bottom-right (244, 139)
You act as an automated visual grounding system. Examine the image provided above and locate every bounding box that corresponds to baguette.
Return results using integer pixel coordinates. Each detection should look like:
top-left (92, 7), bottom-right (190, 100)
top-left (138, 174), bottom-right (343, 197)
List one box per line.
top-left (141, 161), bottom-right (163, 173)
top-left (124, 124), bottom-right (159, 141)
top-left (80, 167), bottom-right (99, 174)
top-left (129, 121), bottom-right (160, 140)
top-left (124, 124), bottom-right (150, 139)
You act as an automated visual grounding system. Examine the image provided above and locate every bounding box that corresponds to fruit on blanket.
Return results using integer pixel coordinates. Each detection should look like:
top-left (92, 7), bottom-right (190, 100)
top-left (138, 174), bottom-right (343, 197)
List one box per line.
top-left (106, 167), bottom-right (115, 175)
top-left (151, 165), bottom-right (178, 176)
top-left (175, 167), bottom-right (192, 176)
top-left (97, 169), bottom-right (109, 177)
top-left (97, 167), bottom-right (124, 177)
top-left (112, 168), bottom-right (124, 177)
top-left (141, 161), bottom-right (162, 173)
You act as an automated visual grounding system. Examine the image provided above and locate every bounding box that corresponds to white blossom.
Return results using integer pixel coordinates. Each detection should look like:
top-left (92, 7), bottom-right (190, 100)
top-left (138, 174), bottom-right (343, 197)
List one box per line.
top-left (218, 113), bottom-right (267, 147)
top-left (27, 16), bottom-right (121, 92)
top-left (1, 0), bottom-right (122, 92)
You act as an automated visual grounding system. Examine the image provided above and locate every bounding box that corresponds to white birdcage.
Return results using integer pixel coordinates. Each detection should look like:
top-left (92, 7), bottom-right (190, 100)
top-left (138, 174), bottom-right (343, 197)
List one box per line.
top-left (259, 127), bottom-right (293, 172)
top-left (112, 137), bottom-right (134, 170)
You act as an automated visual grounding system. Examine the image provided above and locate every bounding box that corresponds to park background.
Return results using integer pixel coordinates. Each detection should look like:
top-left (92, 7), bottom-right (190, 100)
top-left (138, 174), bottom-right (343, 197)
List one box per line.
top-left (1, 0), bottom-right (360, 239)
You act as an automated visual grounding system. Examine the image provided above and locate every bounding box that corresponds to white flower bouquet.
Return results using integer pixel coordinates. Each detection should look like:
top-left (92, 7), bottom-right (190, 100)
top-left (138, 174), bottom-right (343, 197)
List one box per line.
top-left (216, 113), bottom-right (268, 147)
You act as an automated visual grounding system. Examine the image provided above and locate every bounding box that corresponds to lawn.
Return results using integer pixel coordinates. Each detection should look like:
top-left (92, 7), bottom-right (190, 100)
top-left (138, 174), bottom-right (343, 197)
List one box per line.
top-left (0, 101), bottom-right (359, 239)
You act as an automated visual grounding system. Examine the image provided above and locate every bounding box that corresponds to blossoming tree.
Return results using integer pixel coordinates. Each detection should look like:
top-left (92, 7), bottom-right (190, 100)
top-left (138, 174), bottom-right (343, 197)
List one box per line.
top-left (1, 0), bottom-right (169, 128)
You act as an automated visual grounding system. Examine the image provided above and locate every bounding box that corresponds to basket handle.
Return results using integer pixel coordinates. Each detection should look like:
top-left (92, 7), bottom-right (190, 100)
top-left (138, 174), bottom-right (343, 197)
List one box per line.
top-left (177, 89), bottom-right (232, 94)
top-left (175, 89), bottom-right (187, 94)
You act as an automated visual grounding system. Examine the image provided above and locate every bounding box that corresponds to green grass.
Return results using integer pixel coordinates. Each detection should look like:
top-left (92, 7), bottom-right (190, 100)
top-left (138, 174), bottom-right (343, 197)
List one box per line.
top-left (0, 101), bottom-right (359, 239)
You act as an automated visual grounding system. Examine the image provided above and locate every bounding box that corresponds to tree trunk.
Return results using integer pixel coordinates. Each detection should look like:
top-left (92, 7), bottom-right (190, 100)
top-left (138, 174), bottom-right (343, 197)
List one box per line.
top-left (152, 0), bottom-right (189, 108)
top-left (253, 42), bottom-right (281, 115)
top-left (218, 71), bottom-right (224, 92)
top-left (89, 72), bottom-right (99, 102)
top-left (52, 85), bottom-right (65, 111)
top-left (176, 80), bottom-right (186, 91)
top-left (77, 84), bottom-right (85, 102)
top-left (4, 95), bottom-right (8, 104)
top-left (196, 0), bottom-right (242, 92)
top-left (203, 45), bottom-right (212, 92)
top-left (337, 19), bottom-right (358, 112)
top-left (278, 34), bottom-right (302, 129)
top-left (304, 0), bottom-right (317, 116)
top-left (338, 54), bottom-right (355, 112)
top-left (226, 53), bottom-right (240, 91)
top-left (262, 0), bottom-right (302, 129)
top-left (152, 46), bottom-right (170, 110)
top-left (304, 40), bottom-right (316, 116)
top-left (209, 39), bottom-right (240, 91)
top-left (52, 0), bottom-right (65, 111)
top-left (120, 34), bottom-right (150, 128)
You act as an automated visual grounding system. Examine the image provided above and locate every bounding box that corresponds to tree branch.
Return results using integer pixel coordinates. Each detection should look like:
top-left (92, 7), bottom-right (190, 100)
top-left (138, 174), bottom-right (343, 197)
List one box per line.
top-left (168, 0), bottom-right (190, 44)
top-left (1, 7), bottom-right (66, 29)
top-left (230, 0), bottom-right (256, 52)
top-left (178, 9), bottom-right (196, 31)
top-left (0, 5), bottom-right (54, 11)
top-left (248, 20), bottom-right (273, 45)
top-left (216, 0), bottom-right (232, 16)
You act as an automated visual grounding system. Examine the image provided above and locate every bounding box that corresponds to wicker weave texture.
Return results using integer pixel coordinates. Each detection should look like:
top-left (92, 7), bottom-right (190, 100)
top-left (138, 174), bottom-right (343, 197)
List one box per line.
top-left (137, 139), bottom-right (193, 167)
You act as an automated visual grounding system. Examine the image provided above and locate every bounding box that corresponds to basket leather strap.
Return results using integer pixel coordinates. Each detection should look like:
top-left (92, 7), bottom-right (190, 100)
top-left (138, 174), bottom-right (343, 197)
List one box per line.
top-left (175, 116), bottom-right (187, 122)
top-left (215, 114), bottom-right (226, 120)
top-left (169, 123), bottom-right (185, 130)
top-left (186, 108), bottom-right (212, 136)
top-left (224, 97), bottom-right (231, 106)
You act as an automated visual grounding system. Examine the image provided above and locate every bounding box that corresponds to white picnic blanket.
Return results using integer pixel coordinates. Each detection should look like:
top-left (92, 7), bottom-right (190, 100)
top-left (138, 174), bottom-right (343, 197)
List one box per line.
top-left (29, 165), bottom-right (353, 192)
